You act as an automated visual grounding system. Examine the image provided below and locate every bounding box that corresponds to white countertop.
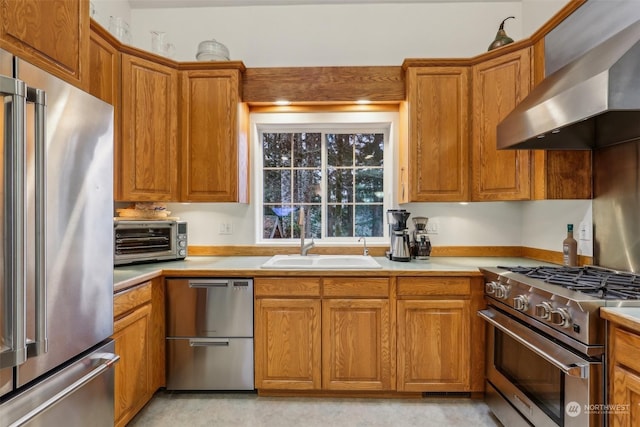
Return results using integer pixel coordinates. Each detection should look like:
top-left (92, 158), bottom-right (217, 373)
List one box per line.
top-left (601, 307), bottom-right (640, 332)
top-left (114, 255), bottom-right (557, 293)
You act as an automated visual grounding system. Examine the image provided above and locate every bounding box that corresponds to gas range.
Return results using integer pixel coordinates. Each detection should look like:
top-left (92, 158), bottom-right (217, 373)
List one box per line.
top-left (480, 265), bottom-right (640, 356)
top-left (479, 265), bottom-right (618, 427)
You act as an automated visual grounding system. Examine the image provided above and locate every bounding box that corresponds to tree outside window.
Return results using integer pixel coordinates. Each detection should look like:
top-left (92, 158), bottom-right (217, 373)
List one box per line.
top-left (261, 129), bottom-right (385, 241)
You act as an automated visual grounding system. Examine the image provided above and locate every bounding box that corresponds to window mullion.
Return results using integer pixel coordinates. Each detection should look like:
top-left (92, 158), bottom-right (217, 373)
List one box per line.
top-left (321, 131), bottom-right (327, 240)
top-left (352, 134), bottom-right (357, 237)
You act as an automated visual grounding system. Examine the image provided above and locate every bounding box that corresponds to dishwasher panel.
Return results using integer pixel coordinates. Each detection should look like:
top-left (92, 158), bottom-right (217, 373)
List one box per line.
top-left (165, 278), bottom-right (254, 391)
top-left (166, 338), bottom-right (254, 390)
top-left (166, 278), bottom-right (253, 337)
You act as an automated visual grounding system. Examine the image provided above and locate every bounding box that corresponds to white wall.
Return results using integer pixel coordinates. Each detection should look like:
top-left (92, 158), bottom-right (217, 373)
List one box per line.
top-left (129, 2), bottom-right (530, 65)
top-left (167, 199), bottom-right (592, 255)
top-left (521, 200), bottom-right (592, 256)
top-left (521, 0), bottom-right (568, 35)
top-left (116, 0), bottom-right (589, 254)
top-left (92, 0), bottom-right (132, 32)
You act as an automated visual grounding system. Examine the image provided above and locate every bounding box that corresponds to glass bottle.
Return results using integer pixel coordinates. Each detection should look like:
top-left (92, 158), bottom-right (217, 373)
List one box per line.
top-left (563, 224), bottom-right (578, 266)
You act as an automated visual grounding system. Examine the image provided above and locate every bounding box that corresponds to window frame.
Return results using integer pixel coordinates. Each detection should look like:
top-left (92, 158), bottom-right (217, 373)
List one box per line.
top-left (251, 111), bottom-right (398, 246)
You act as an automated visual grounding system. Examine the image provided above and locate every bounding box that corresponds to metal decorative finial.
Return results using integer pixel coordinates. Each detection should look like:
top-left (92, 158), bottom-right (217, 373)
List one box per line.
top-left (488, 16), bottom-right (515, 51)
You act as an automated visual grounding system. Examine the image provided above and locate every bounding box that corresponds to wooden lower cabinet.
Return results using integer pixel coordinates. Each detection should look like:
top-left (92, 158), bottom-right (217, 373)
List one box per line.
top-left (113, 302), bottom-right (151, 427)
top-left (254, 277), bottom-right (392, 392)
top-left (604, 316), bottom-right (640, 427)
top-left (254, 275), bottom-right (482, 395)
top-left (254, 298), bottom-right (322, 390)
top-left (396, 276), bottom-right (484, 393)
top-left (397, 299), bottom-right (470, 391)
top-left (112, 278), bottom-right (165, 427)
top-left (322, 298), bottom-right (391, 391)
top-left (611, 365), bottom-right (640, 427)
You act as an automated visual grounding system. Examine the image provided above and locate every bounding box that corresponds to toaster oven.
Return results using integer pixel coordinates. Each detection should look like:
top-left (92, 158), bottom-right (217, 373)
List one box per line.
top-left (114, 220), bottom-right (187, 266)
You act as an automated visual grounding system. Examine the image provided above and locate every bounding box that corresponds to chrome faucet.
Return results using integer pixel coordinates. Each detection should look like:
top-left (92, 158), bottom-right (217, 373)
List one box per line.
top-left (299, 207), bottom-right (315, 256)
top-left (358, 237), bottom-right (369, 256)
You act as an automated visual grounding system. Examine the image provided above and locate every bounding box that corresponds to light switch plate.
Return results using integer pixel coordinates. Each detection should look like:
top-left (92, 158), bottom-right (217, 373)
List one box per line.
top-left (219, 222), bottom-right (233, 235)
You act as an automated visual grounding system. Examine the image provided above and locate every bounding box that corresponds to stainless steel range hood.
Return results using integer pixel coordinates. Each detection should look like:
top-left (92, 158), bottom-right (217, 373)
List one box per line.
top-left (497, 19), bottom-right (640, 150)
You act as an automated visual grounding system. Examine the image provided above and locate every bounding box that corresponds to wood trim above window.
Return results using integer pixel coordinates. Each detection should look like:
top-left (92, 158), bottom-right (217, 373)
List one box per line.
top-left (243, 66), bottom-right (405, 103)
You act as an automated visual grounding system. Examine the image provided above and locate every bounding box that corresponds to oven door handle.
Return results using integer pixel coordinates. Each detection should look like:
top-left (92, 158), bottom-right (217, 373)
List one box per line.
top-left (478, 308), bottom-right (597, 378)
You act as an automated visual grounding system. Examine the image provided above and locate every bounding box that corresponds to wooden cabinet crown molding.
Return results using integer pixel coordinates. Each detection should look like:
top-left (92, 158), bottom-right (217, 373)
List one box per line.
top-left (243, 66), bottom-right (404, 103)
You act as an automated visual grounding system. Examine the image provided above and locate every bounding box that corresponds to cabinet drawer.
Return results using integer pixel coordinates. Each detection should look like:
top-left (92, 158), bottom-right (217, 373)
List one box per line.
top-left (255, 278), bottom-right (321, 297)
top-left (322, 278), bottom-right (389, 298)
top-left (166, 338), bottom-right (254, 390)
top-left (114, 281), bottom-right (152, 319)
top-left (397, 277), bottom-right (470, 297)
top-left (613, 327), bottom-right (640, 374)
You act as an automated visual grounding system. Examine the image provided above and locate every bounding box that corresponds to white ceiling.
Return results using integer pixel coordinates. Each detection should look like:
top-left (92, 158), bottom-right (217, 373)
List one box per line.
top-left (130, 0), bottom-right (513, 8)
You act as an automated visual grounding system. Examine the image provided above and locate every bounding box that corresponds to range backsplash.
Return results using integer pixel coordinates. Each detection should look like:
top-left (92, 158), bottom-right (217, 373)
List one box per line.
top-left (593, 140), bottom-right (640, 273)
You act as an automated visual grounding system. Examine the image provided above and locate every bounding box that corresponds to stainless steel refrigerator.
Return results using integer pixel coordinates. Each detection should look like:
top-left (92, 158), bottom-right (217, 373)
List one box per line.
top-left (0, 49), bottom-right (118, 426)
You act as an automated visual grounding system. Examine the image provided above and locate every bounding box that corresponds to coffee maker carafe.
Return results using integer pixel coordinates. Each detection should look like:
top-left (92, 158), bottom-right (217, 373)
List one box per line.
top-left (387, 209), bottom-right (411, 262)
top-left (412, 217), bottom-right (432, 259)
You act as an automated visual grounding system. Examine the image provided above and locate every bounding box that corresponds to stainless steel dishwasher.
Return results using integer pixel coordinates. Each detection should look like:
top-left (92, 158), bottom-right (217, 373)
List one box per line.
top-left (165, 278), bottom-right (254, 390)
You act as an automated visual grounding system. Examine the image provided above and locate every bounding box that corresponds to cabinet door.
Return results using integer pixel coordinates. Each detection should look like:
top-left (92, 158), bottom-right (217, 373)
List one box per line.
top-left (322, 299), bottom-right (391, 391)
top-left (611, 365), bottom-right (640, 427)
top-left (113, 303), bottom-right (152, 427)
top-left (397, 299), bottom-right (470, 391)
top-left (180, 69), bottom-right (248, 202)
top-left (119, 54), bottom-right (178, 201)
top-left (471, 48), bottom-right (532, 201)
top-left (254, 298), bottom-right (321, 390)
top-left (89, 23), bottom-right (119, 105)
top-left (530, 40), bottom-right (591, 200)
top-left (402, 66), bottom-right (469, 202)
top-left (0, 0), bottom-right (88, 88)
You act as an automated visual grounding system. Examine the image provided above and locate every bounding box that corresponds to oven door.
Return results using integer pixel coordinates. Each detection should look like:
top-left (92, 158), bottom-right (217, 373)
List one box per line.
top-left (479, 307), bottom-right (603, 427)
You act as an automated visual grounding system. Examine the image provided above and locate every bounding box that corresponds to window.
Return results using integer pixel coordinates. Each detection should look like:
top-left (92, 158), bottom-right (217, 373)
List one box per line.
top-left (253, 112), bottom-right (396, 244)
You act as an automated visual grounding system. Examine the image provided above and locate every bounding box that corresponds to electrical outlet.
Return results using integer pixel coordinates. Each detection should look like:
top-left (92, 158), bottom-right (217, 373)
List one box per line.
top-left (578, 221), bottom-right (591, 241)
top-left (219, 222), bottom-right (233, 235)
top-left (426, 220), bottom-right (439, 234)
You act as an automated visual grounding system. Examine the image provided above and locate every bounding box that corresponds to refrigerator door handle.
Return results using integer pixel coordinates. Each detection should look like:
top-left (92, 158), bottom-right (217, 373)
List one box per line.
top-left (7, 352), bottom-right (120, 427)
top-left (26, 86), bottom-right (48, 357)
top-left (0, 74), bottom-right (28, 369)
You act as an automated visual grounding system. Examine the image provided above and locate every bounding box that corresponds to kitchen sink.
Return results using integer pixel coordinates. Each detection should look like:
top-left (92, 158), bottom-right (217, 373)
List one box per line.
top-left (260, 254), bottom-right (382, 269)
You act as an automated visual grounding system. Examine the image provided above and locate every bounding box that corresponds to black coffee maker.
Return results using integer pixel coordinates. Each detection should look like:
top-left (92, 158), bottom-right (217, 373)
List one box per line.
top-left (411, 217), bottom-right (432, 259)
top-left (386, 209), bottom-right (411, 262)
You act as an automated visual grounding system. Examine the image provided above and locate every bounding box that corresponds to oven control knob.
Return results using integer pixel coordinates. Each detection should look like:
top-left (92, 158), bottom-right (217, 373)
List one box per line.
top-left (534, 302), bottom-right (553, 319)
top-left (179, 240), bottom-right (187, 248)
top-left (485, 281), bottom-right (497, 294)
top-left (549, 308), bottom-right (571, 328)
top-left (513, 295), bottom-right (529, 311)
top-left (494, 284), bottom-right (509, 300)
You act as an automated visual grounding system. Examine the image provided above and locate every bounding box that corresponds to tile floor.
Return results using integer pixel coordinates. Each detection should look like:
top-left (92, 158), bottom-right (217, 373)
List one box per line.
top-left (128, 392), bottom-right (502, 427)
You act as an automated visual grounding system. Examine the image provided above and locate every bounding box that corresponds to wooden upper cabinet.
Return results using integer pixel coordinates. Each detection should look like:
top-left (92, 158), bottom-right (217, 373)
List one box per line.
top-left (0, 0), bottom-right (88, 88)
top-left (119, 54), bottom-right (178, 201)
top-left (401, 66), bottom-right (470, 202)
top-left (471, 47), bottom-right (532, 201)
top-left (179, 68), bottom-right (249, 202)
top-left (530, 40), bottom-right (592, 200)
top-left (88, 22), bottom-right (119, 105)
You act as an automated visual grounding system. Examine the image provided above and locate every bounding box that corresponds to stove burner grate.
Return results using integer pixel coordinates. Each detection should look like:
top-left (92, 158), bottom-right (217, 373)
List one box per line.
top-left (497, 265), bottom-right (640, 300)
